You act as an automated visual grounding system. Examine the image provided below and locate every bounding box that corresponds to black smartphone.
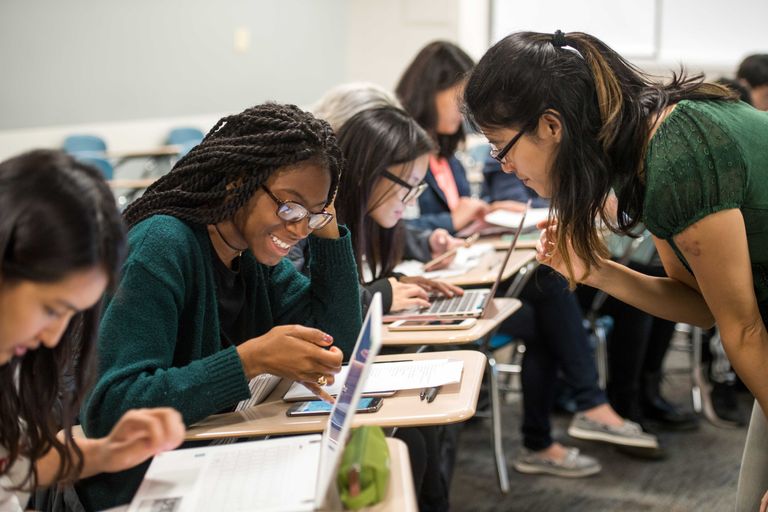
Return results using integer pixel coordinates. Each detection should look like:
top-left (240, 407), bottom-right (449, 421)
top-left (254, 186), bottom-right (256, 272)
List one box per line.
top-left (285, 396), bottom-right (383, 417)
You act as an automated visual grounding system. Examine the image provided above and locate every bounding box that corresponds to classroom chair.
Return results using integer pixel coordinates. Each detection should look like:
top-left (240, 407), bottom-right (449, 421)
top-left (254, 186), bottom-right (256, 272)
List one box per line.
top-left (477, 259), bottom-right (538, 493)
top-left (76, 156), bottom-right (114, 180)
top-left (166, 127), bottom-right (204, 146)
top-left (63, 134), bottom-right (107, 155)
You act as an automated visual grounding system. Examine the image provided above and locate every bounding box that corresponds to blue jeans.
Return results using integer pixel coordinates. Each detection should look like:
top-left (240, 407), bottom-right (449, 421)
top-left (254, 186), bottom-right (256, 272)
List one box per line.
top-left (500, 266), bottom-right (606, 451)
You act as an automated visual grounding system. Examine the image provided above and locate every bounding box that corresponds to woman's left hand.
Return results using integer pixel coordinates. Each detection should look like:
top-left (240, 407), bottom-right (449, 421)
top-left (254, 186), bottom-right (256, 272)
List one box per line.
top-left (398, 275), bottom-right (464, 299)
top-left (761, 489), bottom-right (768, 512)
top-left (95, 408), bottom-right (186, 474)
top-left (313, 201), bottom-right (340, 239)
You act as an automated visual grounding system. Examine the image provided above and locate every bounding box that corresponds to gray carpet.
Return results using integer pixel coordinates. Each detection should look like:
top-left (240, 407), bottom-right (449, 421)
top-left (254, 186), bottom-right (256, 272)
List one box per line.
top-left (450, 351), bottom-right (750, 511)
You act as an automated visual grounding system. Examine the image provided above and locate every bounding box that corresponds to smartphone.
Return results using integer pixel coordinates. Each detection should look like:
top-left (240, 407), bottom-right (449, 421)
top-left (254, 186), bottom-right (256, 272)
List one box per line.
top-left (286, 396), bottom-right (383, 417)
top-left (388, 318), bottom-right (477, 331)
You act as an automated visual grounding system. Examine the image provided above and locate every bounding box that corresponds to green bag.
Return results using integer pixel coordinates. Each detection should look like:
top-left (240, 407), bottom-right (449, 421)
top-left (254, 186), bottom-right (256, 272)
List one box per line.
top-left (337, 426), bottom-right (391, 510)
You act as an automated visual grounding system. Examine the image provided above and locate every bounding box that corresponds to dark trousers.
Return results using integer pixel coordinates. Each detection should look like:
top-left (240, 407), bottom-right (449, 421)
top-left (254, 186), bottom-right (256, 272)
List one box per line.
top-left (578, 262), bottom-right (674, 422)
top-left (500, 267), bottom-right (606, 451)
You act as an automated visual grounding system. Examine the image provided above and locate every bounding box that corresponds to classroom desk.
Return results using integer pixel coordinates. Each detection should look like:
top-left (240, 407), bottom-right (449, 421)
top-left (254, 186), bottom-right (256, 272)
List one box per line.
top-left (185, 350), bottom-right (486, 441)
top-left (108, 178), bottom-right (158, 189)
top-left (439, 248), bottom-right (536, 287)
top-left (106, 145), bottom-right (181, 159)
top-left (101, 437), bottom-right (416, 512)
top-left (382, 297), bottom-right (521, 346)
top-left (483, 233), bottom-right (540, 251)
top-left (365, 437), bottom-right (418, 512)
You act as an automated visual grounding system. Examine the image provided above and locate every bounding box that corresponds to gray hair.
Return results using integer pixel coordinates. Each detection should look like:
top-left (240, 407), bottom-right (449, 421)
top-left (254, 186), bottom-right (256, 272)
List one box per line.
top-left (312, 82), bottom-right (402, 132)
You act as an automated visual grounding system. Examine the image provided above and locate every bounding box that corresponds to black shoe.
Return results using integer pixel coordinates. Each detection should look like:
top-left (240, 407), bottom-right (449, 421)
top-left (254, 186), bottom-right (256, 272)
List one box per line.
top-left (711, 382), bottom-right (748, 426)
top-left (641, 396), bottom-right (700, 431)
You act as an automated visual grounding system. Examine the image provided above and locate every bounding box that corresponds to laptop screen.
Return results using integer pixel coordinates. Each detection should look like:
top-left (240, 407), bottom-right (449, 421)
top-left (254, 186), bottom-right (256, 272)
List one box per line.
top-left (315, 293), bottom-right (383, 506)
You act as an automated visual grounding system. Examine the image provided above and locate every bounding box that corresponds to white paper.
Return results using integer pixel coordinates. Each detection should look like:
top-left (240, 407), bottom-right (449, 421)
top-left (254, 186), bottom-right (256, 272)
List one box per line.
top-left (484, 208), bottom-right (550, 230)
top-left (283, 359), bottom-right (464, 401)
top-left (393, 243), bottom-right (494, 279)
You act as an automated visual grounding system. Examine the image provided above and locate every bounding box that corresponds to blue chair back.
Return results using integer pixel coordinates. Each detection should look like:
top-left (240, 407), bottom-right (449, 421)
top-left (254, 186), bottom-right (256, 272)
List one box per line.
top-left (167, 127), bottom-right (204, 146)
top-left (63, 134), bottom-right (107, 154)
top-left (77, 156), bottom-right (114, 180)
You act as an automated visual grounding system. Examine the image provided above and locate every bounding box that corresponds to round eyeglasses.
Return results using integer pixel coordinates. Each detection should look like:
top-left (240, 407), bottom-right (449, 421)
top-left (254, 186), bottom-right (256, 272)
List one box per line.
top-left (261, 185), bottom-right (334, 230)
top-left (381, 170), bottom-right (428, 204)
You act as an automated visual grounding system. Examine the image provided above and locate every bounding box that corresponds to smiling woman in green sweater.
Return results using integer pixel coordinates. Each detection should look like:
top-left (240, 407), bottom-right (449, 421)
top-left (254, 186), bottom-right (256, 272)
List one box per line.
top-left (77, 103), bottom-right (362, 510)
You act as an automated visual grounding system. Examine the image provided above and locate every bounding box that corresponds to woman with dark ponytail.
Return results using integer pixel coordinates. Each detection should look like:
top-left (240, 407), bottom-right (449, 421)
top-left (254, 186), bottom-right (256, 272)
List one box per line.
top-left (0, 150), bottom-right (184, 511)
top-left (465, 30), bottom-right (768, 510)
top-left (78, 103), bottom-right (362, 510)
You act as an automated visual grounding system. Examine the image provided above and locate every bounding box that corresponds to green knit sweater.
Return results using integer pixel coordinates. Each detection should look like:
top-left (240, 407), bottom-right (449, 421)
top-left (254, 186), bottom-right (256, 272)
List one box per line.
top-left (77, 215), bottom-right (361, 510)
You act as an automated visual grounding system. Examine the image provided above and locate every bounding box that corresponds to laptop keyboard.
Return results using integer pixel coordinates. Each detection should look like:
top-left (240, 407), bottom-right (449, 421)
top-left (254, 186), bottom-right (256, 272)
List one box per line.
top-left (426, 290), bottom-right (486, 314)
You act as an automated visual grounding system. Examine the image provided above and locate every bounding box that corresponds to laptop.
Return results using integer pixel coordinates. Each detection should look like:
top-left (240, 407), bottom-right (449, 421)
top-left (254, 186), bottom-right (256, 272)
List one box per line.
top-left (384, 201), bottom-right (530, 322)
top-left (127, 294), bottom-right (384, 512)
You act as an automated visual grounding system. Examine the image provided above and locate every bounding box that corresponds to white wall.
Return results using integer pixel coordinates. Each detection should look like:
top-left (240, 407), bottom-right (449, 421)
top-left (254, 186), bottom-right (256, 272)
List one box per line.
top-left (0, 0), bottom-right (347, 159)
top-left (491, 0), bottom-right (768, 78)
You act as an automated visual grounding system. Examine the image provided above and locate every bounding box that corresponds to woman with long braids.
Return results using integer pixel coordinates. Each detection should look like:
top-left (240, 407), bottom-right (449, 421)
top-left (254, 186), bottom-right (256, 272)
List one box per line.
top-left (0, 150), bottom-right (184, 511)
top-left (464, 31), bottom-right (768, 509)
top-left (77, 103), bottom-right (362, 510)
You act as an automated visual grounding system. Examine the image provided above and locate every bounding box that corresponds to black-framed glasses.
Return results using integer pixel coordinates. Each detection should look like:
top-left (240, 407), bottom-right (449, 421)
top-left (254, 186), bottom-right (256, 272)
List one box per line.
top-left (261, 185), bottom-right (334, 230)
top-left (381, 170), bottom-right (428, 203)
top-left (489, 128), bottom-right (527, 164)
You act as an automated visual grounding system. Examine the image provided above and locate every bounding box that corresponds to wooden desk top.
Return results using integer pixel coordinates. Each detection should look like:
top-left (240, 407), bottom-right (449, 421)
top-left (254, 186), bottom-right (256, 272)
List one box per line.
top-left (106, 145), bottom-right (181, 159)
top-left (108, 178), bottom-right (158, 189)
top-left (367, 437), bottom-right (418, 512)
top-left (185, 350), bottom-right (487, 441)
top-left (101, 437), bottom-right (416, 512)
top-left (383, 297), bottom-right (521, 346)
top-left (483, 233), bottom-right (540, 251)
top-left (438, 248), bottom-right (535, 287)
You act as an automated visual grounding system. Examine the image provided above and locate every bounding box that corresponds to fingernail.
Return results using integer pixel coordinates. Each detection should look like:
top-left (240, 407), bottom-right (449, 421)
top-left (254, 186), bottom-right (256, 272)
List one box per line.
top-left (322, 333), bottom-right (334, 343)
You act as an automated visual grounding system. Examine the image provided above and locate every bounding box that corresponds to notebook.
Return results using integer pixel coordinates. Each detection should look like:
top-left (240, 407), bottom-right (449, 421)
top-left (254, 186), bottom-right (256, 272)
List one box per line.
top-left (383, 201), bottom-right (530, 322)
top-left (127, 294), bottom-right (384, 512)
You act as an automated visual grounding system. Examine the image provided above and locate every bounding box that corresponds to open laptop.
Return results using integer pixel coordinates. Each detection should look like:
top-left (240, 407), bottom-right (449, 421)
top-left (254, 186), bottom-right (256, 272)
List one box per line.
top-left (384, 201), bottom-right (530, 322)
top-left (127, 294), bottom-right (384, 512)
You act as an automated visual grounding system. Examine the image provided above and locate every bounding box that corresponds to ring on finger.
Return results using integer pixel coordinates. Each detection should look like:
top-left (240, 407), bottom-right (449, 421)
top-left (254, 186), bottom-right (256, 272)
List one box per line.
top-left (316, 375), bottom-right (328, 387)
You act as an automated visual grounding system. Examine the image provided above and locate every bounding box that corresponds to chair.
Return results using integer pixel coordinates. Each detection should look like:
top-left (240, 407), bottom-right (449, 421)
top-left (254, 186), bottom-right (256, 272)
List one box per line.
top-left (166, 127), bottom-right (204, 146)
top-left (476, 259), bottom-right (538, 493)
top-left (76, 156), bottom-right (114, 180)
top-left (62, 134), bottom-right (107, 155)
top-left (669, 324), bottom-right (741, 428)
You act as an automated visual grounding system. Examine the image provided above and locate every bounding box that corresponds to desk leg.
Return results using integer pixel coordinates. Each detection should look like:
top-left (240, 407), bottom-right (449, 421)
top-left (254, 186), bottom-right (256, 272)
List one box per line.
top-left (487, 353), bottom-right (510, 493)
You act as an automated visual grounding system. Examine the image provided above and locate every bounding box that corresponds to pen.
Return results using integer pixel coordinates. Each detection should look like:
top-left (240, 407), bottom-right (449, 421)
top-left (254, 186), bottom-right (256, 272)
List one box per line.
top-left (419, 388), bottom-right (428, 401)
top-left (425, 385), bottom-right (442, 403)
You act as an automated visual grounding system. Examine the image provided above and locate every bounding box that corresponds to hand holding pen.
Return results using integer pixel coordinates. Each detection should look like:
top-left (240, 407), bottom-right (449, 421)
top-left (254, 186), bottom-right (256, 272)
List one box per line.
top-left (424, 232), bottom-right (480, 271)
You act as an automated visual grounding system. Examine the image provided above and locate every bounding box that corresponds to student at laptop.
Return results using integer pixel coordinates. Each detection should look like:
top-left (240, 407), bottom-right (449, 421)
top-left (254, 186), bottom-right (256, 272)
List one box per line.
top-left (464, 30), bottom-right (768, 510)
top-left (77, 104), bottom-right (363, 510)
top-left (0, 150), bottom-right (185, 511)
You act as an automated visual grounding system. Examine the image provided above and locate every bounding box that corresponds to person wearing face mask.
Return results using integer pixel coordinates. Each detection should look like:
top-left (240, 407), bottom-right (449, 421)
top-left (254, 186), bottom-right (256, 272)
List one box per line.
top-left (77, 103), bottom-right (363, 510)
top-left (0, 150), bottom-right (185, 511)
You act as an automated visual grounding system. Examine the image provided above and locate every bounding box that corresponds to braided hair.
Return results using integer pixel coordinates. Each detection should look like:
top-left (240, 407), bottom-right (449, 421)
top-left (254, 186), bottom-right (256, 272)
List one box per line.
top-left (124, 103), bottom-right (343, 229)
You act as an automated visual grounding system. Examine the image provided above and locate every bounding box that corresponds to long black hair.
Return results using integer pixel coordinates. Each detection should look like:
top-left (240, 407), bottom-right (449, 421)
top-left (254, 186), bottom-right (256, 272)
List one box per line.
top-left (124, 103), bottom-right (343, 229)
top-left (396, 41), bottom-right (475, 158)
top-left (335, 107), bottom-right (434, 281)
top-left (464, 31), bottom-right (734, 283)
top-left (0, 149), bottom-right (126, 486)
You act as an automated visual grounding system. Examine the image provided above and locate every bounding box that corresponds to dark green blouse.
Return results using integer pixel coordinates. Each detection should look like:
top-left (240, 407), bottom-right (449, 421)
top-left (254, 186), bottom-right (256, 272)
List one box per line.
top-left (643, 100), bottom-right (768, 313)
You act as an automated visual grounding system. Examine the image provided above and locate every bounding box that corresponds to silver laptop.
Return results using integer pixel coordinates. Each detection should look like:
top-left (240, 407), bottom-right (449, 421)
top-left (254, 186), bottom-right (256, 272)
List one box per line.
top-left (384, 202), bottom-right (530, 322)
top-left (127, 294), bottom-right (384, 512)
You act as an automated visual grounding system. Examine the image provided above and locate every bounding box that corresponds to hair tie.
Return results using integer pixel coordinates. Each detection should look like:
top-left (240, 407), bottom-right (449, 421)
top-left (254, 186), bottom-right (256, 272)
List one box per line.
top-left (552, 30), bottom-right (568, 48)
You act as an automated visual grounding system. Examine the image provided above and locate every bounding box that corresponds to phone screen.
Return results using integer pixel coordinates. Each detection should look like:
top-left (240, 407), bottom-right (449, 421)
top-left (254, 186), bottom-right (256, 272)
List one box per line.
top-left (296, 397), bottom-right (378, 414)
top-left (400, 319), bottom-right (466, 327)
